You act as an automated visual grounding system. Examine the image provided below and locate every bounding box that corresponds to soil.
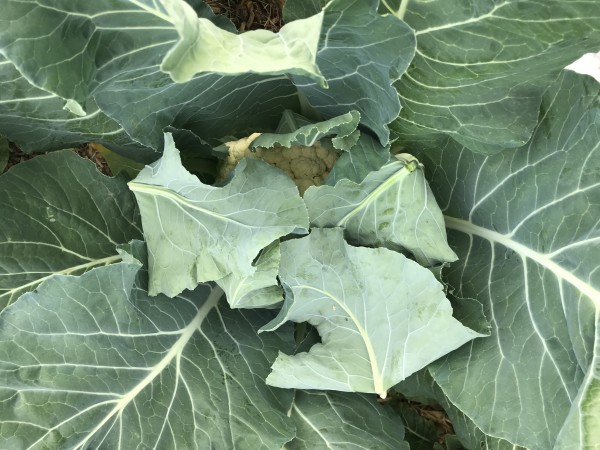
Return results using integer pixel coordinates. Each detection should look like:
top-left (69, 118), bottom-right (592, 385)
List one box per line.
top-left (3, 143), bottom-right (111, 176)
top-left (206, 0), bottom-right (284, 31)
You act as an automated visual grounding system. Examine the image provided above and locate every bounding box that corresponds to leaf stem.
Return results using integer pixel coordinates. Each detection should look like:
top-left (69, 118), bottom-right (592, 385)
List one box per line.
top-left (381, 0), bottom-right (410, 20)
top-left (397, 0), bottom-right (410, 20)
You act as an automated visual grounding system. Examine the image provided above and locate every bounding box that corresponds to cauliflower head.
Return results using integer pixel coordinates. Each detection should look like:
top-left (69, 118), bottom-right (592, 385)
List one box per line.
top-left (217, 133), bottom-right (339, 195)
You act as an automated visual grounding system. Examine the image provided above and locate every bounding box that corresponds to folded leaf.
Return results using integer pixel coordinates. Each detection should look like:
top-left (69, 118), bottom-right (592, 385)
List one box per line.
top-left (305, 156), bottom-right (457, 265)
top-left (264, 228), bottom-right (482, 397)
top-left (216, 241), bottom-right (283, 309)
top-left (418, 71), bottom-right (600, 449)
top-left (0, 255), bottom-right (296, 449)
top-left (0, 151), bottom-right (142, 310)
top-left (129, 133), bottom-right (309, 297)
top-left (161, 0), bottom-right (325, 84)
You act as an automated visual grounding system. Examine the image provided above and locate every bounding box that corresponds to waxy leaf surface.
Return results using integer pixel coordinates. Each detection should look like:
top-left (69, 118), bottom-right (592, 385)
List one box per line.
top-left (129, 134), bottom-right (309, 297)
top-left (305, 157), bottom-right (456, 265)
top-left (264, 228), bottom-right (481, 396)
top-left (0, 259), bottom-right (295, 449)
top-left (0, 151), bottom-right (142, 310)
top-left (395, 0), bottom-right (600, 154)
top-left (285, 390), bottom-right (409, 450)
top-left (290, 0), bottom-right (416, 145)
top-left (419, 71), bottom-right (600, 449)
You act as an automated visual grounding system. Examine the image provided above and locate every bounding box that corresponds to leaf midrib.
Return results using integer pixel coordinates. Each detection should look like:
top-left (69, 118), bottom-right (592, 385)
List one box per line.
top-left (300, 285), bottom-right (385, 397)
top-left (336, 162), bottom-right (411, 228)
top-left (70, 286), bottom-right (224, 449)
top-left (129, 182), bottom-right (247, 227)
top-left (0, 254), bottom-right (122, 307)
top-left (444, 216), bottom-right (600, 307)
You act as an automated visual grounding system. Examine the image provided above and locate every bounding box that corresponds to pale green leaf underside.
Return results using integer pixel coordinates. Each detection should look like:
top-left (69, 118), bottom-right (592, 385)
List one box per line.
top-left (0, 260), bottom-right (295, 449)
top-left (394, 0), bottom-right (600, 154)
top-left (161, 0), bottom-right (325, 84)
top-left (284, 390), bottom-right (409, 450)
top-left (0, 151), bottom-right (142, 310)
top-left (216, 241), bottom-right (283, 309)
top-left (305, 157), bottom-right (457, 265)
top-left (129, 133), bottom-right (309, 297)
top-left (264, 228), bottom-right (481, 397)
top-left (252, 111), bottom-right (360, 150)
top-left (420, 71), bottom-right (600, 449)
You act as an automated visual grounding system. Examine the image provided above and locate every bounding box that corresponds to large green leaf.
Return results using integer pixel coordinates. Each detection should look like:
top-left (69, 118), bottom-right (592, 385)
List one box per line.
top-left (305, 156), bottom-right (457, 265)
top-left (0, 151), bottom-right (142, 310)
top-left (284, 390), bottom-right (409, 450)
top-left (290, 0), bottom-right (416, 145)
top-left (0, 0), bottom-right (416, 154)
top-left (263, 228), bottom-right (481, 397)
top-left (0, 0), bottom-right (301, 150)
top-left (0, 255), bottom-right (296, 449)
top-left (283, 0), bottom-right (325, 22)
top-left (129, 133), bottom-right (309, 297)
top-left (418, 71), bottom-right (600, 449)
top-left (0, 56), bottom-right (151, 158)
top-left (396, 370), bottom-right (524, 450)
top-left (394, 0), bottom-right (600, 154)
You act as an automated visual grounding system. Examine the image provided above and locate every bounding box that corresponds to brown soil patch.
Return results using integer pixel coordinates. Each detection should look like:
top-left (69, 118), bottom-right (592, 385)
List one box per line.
top-left (206, 0), bottom-right (284, 32)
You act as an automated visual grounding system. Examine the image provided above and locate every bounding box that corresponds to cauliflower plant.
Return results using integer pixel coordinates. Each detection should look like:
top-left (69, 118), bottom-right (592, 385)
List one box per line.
top-left (218, 133), bottom-right (339, 195)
